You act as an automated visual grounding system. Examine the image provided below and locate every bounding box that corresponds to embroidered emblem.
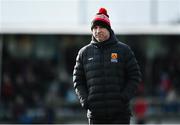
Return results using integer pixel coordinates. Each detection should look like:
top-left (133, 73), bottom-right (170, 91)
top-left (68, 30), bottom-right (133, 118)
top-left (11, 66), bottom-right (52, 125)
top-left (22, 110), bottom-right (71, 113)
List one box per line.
top-left (111, 53), bottom-right (118, 63)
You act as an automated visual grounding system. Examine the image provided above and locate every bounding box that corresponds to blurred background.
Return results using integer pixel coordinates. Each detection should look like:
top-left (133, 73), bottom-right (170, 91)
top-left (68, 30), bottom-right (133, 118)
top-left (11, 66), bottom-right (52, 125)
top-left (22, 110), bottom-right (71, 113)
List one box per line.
top-left (0, 0), bottom-right (180, 124)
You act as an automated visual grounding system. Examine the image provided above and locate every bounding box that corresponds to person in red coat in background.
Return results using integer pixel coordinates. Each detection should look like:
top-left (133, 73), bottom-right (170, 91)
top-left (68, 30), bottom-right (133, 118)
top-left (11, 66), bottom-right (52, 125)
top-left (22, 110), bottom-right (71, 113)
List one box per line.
top-left (133, 96), bottom-right (148, 124)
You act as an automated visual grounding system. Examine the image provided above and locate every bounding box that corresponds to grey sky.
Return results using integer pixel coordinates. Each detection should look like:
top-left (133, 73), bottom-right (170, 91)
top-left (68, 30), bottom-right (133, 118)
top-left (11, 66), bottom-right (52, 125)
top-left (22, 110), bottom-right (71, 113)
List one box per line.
top-left (1, 0), bottom-right (180, 33)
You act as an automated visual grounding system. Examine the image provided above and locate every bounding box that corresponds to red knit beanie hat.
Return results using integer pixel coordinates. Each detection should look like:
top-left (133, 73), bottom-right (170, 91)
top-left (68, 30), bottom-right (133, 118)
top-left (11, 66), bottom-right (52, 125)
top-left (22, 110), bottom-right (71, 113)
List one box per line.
top-left (91, 8), bottom-right (111, 31)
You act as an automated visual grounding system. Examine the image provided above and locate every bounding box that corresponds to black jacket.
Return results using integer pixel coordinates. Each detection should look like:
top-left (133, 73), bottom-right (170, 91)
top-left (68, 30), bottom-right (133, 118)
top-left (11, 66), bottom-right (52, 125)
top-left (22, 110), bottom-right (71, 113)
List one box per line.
top-left (73, 30), bottom-right (142, 119)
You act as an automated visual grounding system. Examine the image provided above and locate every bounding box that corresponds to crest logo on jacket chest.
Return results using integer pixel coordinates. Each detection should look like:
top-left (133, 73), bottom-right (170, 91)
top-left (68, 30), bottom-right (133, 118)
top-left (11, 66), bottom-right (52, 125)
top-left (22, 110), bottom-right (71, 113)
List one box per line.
top-left (111, 53), bottom-right (118, 63)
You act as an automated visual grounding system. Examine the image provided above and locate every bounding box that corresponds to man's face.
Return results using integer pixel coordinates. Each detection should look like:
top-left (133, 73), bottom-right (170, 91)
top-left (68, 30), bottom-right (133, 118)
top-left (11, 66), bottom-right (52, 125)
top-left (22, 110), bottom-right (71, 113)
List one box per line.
top-left (92, 25), bottom-right (110, 42)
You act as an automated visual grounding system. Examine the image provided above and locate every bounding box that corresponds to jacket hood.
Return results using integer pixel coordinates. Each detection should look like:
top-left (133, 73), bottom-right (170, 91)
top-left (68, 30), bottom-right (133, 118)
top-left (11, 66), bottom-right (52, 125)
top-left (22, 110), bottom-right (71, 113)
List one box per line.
top-left (90, 29), bottom-right (118, 48)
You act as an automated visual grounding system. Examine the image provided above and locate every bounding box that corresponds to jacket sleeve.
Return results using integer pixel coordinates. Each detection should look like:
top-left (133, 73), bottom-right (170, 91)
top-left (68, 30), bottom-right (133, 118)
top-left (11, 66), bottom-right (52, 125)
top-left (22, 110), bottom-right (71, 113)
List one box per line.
top-left (73, 49), bottom-right (88, 109)
top-left (121, 46), bottom-right (142, 102)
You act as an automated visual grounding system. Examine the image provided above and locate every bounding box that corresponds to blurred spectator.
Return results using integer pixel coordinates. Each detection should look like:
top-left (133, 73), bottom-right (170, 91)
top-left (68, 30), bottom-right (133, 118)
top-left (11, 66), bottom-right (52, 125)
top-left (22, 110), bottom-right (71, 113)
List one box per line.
top-left (136, 81), bottom-right (145, 96)
top-left (158, 72), bottom-right (172, 99)
top-left (63, 36), bottom-right (79, 75)
top-left (66, 87), bottom-right (78, 104)
top-left (45, 80), bottom-right (62, 107)
top-left (1, 74), bottom-right (14, 105)
top-left (12, 95), bottom-right (26, 123)
top-left (163, 87), bottom-right (179, 114)
top-left (133, 96), bottom-right (148, 124)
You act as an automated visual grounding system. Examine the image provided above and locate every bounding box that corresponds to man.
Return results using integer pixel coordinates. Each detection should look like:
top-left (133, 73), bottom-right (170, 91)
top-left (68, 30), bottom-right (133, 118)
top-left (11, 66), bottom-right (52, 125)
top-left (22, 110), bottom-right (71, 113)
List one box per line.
top-left (73, 8), bottom-right (142, 124)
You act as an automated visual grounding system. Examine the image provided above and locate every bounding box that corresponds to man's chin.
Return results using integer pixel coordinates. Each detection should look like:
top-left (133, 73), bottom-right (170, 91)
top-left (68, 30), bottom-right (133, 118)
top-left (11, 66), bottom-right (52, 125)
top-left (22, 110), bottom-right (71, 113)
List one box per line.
top-left (96, 38), bottom-right (103, 42)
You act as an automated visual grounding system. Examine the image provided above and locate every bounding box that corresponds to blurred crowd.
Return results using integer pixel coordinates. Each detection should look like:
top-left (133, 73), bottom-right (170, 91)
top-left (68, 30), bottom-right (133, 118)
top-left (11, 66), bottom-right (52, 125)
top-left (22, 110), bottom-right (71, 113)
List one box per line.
top-left (1, 57), bottom-right (80, 123)
top-left (0, 35), bottom-right (81, 123)
top-left (0, 35), bottom-right (180, 124)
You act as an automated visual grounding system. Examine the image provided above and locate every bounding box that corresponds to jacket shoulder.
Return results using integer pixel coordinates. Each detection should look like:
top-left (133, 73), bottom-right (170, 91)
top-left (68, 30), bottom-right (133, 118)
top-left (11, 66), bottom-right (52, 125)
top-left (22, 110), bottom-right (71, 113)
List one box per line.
top-left (78, 43), bottom-right (92, 57)
top-left (116, 41), bottom-right (131, 51)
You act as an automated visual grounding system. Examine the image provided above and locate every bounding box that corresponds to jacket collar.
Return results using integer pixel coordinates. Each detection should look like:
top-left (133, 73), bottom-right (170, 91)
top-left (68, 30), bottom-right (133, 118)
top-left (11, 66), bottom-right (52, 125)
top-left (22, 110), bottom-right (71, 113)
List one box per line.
top-left (90, 29), bottom-right (118, 48)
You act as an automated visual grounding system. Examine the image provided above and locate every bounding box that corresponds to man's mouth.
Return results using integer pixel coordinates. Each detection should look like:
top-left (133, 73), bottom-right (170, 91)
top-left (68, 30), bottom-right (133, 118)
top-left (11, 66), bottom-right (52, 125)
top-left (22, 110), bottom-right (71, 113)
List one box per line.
top-left (96, 34), bottom-right (102, 37)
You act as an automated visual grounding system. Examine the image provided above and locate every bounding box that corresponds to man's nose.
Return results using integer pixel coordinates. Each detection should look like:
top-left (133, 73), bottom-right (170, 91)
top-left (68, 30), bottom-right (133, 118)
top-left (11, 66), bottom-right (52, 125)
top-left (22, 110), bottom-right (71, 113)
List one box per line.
top-left (96, 27), bottom-right (101, 33)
